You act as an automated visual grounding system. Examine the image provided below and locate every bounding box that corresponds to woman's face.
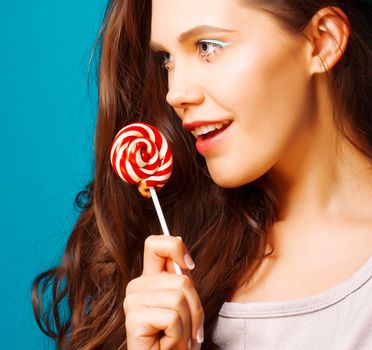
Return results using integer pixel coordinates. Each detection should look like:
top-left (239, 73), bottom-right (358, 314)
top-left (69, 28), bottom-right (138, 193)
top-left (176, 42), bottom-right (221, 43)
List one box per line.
top-left (151, 0), bottom-right (315, 187)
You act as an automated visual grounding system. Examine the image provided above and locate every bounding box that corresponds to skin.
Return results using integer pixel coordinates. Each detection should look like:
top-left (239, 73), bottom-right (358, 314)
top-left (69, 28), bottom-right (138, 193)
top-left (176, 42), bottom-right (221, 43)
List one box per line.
top-left (125, 235), bottom-right (202, 350)
top-left (124, 0), bottom-right (372, 348)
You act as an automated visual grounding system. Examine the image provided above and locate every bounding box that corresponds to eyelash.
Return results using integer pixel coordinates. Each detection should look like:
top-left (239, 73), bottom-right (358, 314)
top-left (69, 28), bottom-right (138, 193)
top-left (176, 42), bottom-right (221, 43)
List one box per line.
top-left (198, 40), bottom-right (226, 62)
top-left (157, 40), bottom-right (230, 71)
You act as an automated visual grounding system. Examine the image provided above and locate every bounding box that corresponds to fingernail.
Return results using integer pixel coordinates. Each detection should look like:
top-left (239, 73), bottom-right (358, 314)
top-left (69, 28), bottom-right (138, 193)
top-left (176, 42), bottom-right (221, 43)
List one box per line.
top-left (188, 338), bottom-right (192, 349)
top-left (184, 253), bottom-right (195, 270)
top-left (197, 324), bottom-right (204, 344)
top-left (176, 236), bottom-right (182, 241)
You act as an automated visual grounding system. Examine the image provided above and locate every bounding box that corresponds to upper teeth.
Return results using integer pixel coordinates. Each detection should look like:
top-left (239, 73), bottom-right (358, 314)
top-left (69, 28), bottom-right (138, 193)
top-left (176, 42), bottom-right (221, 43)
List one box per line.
top-left (192, 121), bottom-right (230, 137)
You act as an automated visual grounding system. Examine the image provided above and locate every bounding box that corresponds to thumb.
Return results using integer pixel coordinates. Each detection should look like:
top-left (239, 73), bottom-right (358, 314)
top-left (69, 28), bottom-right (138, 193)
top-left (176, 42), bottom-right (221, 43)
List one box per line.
top-left (165, 257), bottom-right (193, 277)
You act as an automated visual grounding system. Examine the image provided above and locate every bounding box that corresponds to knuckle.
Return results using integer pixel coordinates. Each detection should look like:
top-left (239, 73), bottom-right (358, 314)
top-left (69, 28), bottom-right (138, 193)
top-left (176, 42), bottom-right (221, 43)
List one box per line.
top-left (176, 274), bottom-right (191, 289)
top-left (124, 310), bottom-right (142, 331)
top-left (125, 277), bottom-right (138, 296)
top-left (174, 237), bottom-right (184, 250)
top-left (169, 309), bottom-right (181, 326)
top-left (170, 290), bottom-right (185, 309)
top-left (131, 325), bottom-right (148, 339)
top-left (174, 238), bottom-right (186, 255)
top-left (144, 235), bottom-right (156, 249)
top-left (122, 294), bottom-right (134, 314)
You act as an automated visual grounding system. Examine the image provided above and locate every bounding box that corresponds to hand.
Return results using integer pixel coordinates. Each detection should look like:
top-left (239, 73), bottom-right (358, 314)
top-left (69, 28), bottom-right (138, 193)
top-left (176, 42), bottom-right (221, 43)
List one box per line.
top-left (124, 235), bottom-right (204, 350)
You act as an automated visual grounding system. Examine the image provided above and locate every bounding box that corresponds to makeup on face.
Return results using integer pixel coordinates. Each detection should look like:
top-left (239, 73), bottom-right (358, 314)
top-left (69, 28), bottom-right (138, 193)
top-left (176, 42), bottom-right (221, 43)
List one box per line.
top-left (151, 0), bottom-right (313, 187)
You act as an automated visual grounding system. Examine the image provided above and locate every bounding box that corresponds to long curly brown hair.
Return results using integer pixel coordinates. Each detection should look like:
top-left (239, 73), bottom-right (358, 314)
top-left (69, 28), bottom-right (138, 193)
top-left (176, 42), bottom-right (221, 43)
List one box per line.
top-left (32, 0), bottom-right (372, 348)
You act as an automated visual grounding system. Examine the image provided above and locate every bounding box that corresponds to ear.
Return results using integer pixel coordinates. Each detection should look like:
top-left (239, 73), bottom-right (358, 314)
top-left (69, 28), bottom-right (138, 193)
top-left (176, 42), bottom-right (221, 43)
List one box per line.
top-left (306, 6), bottom-right (350, 74)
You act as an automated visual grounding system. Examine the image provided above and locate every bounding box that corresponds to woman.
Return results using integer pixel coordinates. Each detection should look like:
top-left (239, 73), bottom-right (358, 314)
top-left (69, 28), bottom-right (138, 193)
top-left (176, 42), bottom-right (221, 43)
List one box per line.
top-left (32, 0), bottom-right (372, 349)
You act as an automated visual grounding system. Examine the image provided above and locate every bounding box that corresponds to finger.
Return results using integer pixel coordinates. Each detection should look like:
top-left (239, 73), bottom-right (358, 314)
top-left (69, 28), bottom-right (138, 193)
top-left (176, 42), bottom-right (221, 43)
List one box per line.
top-left (126, 273), bottom-right (204, 343)
top-left (143, 235), bottom-right (195, 275)
top-left (166, 258), bottom-right (192, 277)
top-left (124, 290), bottom-right (191, 349)
top-left (191, 340), bottom-right (202, 350)
top-left (125, 306), bottom-right (184, 350)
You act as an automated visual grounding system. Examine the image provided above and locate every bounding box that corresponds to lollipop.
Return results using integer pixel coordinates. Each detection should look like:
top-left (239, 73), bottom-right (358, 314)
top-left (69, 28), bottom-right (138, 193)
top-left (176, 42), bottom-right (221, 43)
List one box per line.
top-left (110, 122), bottom-right (173, 198)
top-left (110, 122), bottom-right (181, 274)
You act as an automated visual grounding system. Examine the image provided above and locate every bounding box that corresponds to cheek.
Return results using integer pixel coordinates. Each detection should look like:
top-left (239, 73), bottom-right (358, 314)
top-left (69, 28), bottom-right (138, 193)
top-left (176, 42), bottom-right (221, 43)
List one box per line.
top-left (212, 39), bottom-right (312, 146)
top-left (216, 42), bottom-right (309, 124)
top-left (205, 43), bottom-right (312, 186)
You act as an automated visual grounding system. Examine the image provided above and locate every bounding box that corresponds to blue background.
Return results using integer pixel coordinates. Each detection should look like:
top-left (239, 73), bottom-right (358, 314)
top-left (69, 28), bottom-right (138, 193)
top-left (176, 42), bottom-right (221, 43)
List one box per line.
top-left (0, 1), bottom-right (104, 348)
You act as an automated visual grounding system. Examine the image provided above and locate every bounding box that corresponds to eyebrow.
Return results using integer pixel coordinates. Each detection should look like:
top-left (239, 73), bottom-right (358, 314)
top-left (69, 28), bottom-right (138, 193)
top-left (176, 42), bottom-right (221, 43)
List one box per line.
top-left (150, 25), bottom-right (235, 51)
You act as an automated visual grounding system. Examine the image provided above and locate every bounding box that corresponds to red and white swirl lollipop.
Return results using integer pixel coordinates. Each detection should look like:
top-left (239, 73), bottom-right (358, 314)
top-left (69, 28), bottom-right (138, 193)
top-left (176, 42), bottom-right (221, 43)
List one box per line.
top-left (110, 122), bottom-right (173, 198)
top-left (110, 122), bottom-right (181, 274)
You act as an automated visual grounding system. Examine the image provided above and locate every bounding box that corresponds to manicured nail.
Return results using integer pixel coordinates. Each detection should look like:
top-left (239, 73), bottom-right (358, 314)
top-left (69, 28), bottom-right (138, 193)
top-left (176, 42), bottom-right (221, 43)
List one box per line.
top-left (197, 325), bottom-right (204, 344)
top-left (176, 236), bottom-right (182, 241)
top-left (188, 338), bottom-right (192, 349)
top-left (184, 253), bottom-right (195, 270)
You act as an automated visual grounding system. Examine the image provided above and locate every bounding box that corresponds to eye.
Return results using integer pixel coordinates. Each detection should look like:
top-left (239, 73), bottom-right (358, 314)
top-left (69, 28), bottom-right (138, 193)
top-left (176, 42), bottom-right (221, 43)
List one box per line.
top-left (197, 39), bottom-right (231, 62)
top-left (156, 51), bottom-right (174, 71)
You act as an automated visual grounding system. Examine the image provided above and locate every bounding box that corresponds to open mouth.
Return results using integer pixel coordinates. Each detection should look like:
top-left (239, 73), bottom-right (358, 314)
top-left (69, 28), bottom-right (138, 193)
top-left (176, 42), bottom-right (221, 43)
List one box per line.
top-left (193, 121), bottom-right (232, 154)
top-left (192, 121), bottom-right (232, 139)
top-left (198, 123), bottom-right (231, 140)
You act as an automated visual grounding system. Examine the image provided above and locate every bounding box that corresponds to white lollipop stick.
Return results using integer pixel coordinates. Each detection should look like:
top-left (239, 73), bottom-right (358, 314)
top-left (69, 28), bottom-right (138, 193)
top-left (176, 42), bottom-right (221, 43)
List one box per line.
top-left (149, 187), bottom-right (182, 275)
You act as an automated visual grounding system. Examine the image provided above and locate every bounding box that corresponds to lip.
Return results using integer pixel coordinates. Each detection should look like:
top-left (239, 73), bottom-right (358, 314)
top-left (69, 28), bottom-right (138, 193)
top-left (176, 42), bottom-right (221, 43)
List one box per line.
top-left (183, 119), bottom-right (232, 131)
top-left (196, 123), bottom-right (232, 155)
top-left (182, 120), bottom-right (232, 155)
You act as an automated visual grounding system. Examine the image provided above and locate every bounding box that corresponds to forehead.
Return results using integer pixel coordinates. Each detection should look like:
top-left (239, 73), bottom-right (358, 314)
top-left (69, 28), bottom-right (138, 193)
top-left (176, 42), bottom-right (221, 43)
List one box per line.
top-left (151, 0), bottom-right (247, 38)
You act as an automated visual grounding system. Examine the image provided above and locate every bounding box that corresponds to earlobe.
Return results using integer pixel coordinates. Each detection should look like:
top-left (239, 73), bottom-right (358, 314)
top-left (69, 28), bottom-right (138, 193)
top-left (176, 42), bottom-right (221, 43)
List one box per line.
top-left (307, 7), bottom-right (350, 75)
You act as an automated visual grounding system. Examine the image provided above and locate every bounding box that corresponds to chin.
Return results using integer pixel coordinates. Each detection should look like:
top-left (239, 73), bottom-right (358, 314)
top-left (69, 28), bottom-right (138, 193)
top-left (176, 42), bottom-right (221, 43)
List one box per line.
top-left (209, 170), bottom-right (261, 188)
top-left (208, 160), bottom-right (270, 188)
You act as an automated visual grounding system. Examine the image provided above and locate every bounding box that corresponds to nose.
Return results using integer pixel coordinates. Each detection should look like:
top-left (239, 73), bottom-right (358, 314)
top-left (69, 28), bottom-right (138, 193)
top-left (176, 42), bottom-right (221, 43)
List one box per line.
top-left (165, 64), bottom-right (204, 112)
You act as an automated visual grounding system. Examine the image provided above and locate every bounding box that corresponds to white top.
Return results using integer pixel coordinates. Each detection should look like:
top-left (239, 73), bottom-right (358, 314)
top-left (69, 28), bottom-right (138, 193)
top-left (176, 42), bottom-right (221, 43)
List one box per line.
top-left (212, 256), bottom-right (372, 349)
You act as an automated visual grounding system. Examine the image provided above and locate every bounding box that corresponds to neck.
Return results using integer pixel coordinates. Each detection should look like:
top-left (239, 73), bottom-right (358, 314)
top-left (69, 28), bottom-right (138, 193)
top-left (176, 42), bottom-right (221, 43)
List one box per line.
top-left (268, 76), bottom-right (372, 223)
